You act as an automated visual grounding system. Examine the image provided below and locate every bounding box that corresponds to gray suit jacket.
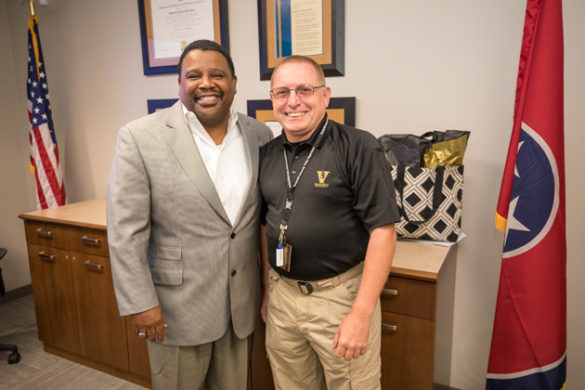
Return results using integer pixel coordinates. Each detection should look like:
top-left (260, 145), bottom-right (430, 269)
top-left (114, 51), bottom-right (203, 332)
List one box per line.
top-left (107, 101), bottom-right (272, 345)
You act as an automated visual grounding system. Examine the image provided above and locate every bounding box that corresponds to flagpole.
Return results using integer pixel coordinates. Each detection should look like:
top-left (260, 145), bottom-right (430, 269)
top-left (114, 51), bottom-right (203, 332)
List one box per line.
top-left (29, 0), bottom-right (35, 17)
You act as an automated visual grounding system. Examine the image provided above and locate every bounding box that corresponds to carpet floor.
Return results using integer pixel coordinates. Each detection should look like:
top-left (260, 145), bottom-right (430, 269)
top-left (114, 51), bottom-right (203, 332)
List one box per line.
top-left (0, 294), bottom-right (146, 390)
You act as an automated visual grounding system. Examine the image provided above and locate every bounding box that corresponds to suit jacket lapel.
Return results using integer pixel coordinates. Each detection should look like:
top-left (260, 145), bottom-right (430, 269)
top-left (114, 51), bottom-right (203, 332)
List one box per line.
top-left (232, 113), bottom-right (259, 229)
top-left (161, 101), bottom-right (230, 224)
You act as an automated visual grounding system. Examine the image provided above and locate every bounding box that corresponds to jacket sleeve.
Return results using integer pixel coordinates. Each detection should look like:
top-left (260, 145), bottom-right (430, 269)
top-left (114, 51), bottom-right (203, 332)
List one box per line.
top-left (107, 126), bottom-right (159, 316)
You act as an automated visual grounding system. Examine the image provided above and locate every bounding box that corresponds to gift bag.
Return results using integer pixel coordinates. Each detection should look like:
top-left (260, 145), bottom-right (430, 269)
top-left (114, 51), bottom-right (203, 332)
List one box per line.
top-left (422, 130), bottom-right (470, 167)
top-left (391, 165), bottom-right (464, 242)
top-left (378, 134), bottom-right (432, 167)
top-left (379, 130), bottom-right (470, 168)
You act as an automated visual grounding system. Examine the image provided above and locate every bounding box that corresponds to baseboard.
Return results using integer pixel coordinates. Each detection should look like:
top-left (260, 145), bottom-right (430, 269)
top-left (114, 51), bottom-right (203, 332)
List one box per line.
top-left (0, 284), bottom-right (33, 304)
top-left (44, 344), bottom-right (152, 388)
top-left (434, 384), bottom-right (463, 390)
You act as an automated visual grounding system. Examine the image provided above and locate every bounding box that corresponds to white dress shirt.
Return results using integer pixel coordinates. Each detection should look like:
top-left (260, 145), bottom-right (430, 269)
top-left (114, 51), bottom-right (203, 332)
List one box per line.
top-left (183, 105), bottom-right (250, 225)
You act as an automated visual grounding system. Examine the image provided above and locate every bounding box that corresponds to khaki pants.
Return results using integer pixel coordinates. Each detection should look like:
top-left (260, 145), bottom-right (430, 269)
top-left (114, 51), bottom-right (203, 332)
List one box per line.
top-left (147, 321), bottom-right (252, 390)
top-left (265, 265), bottom-right (382, 390)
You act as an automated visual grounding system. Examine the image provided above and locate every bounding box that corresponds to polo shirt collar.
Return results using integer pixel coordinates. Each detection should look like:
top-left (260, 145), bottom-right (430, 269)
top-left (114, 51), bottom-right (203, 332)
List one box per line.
top-left (281, 114), bottom-right (328, 149)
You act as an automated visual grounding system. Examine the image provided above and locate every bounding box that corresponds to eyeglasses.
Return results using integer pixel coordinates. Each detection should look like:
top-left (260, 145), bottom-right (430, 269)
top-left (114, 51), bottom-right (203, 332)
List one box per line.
top-left (270, 84), bottom-right (326, 100)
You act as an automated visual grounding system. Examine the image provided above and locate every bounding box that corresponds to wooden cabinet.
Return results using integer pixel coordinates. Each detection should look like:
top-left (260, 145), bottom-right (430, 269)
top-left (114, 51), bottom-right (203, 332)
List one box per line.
top-left (381, 277), bottom-right (437, 389)
top-left (381, 241), bottom-right (456, 389)
top-left (20, 200), bottom-right (151, 388)
top-left (21, 200), bottom-right (454, 390)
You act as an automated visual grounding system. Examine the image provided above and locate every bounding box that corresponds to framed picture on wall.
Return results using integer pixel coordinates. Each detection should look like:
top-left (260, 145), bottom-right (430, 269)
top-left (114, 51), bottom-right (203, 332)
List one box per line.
top-left (147, 98), bottom-right (177, 114)
top-left (257, 0), bottom-right (345, 80)
top-left (138, 0), bottom-right (229, 75)
top-left (247, 97), bottom-right (355, 137)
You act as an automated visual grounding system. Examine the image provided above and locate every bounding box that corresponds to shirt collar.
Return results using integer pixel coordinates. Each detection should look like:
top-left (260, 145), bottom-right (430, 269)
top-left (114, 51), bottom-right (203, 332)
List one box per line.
top-left (182, 103), bottom-right (239, 147)
top-left (281, 114), bottom-right (328, 149)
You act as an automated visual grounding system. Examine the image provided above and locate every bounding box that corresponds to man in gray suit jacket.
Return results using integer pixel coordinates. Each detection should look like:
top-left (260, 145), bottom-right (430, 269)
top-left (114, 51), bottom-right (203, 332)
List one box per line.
top-left (107, 40), bottom-right (272, 390)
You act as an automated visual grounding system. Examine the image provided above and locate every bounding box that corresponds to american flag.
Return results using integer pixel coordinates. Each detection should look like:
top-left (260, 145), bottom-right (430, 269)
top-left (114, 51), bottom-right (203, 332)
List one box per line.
top-left (27, 15), bottom-right (65, 209)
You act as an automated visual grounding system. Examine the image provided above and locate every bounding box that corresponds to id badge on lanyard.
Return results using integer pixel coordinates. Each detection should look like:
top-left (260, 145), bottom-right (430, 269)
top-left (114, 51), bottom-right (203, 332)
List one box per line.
top-left (276, 223), bottom-right (293, 272)
top-left (277, 120), bottom-right (328, 273)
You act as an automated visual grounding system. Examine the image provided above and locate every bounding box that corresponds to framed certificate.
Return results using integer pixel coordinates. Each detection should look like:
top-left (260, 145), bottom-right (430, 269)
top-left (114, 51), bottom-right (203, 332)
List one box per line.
top-left (257, 0), bottom-right (345, 80)
top-left (247, 97), bottom-right (355, 137)
top-left (138, 0), bottom-right (229, 75)
top-left (147, 98), bottom-right (178, 114)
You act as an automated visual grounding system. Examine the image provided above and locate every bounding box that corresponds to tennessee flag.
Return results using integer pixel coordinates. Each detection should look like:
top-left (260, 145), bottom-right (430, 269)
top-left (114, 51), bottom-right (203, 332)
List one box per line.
top-left (488, 0), bottom-right (566, 389)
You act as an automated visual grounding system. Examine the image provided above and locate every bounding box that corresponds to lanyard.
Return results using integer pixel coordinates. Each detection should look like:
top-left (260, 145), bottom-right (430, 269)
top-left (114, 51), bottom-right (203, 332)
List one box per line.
top-left (278, 120), bottom-right (328, 245)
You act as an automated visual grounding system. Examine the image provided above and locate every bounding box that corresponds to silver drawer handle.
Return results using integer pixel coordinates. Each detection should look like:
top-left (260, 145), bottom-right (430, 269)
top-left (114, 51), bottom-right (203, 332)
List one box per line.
top-left (381, 288), bottom-right (398, 297)
top-left (38, 252), bottom-right (56, 262)
top-left (382, 324), bottom-right (398, 333)
top-left (81, 236), bottom-right (101, 245)
top-left (83, 261), bottom-right (104, 272)
top-left (36, 228), bottom-right (53, 238)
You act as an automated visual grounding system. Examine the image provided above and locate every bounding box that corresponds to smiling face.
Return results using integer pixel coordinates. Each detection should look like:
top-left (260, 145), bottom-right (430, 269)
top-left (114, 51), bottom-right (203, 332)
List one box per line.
top-left (270, 60), bottom-right (331, 143)
top-left (178, 49), bottom-right (237, 128)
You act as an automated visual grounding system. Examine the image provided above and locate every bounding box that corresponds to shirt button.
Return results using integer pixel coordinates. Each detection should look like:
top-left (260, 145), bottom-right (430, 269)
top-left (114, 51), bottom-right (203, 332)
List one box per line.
top-left (294, 155), bottom-right (299, 160)
top-left (231, 270), bottom-right (237, 277)
top-left (292, 170), bottom-right (297, 174)
top-left (231, 233), bottom-right (236, 239)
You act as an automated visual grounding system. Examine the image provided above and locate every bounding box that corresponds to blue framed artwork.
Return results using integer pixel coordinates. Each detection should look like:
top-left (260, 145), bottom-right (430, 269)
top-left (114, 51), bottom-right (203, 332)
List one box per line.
top-left (147, 98), bottom-right (178, 114)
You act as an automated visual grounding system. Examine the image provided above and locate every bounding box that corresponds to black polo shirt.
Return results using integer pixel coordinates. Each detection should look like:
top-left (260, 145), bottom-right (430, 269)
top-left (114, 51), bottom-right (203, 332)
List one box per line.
top-left (259, 116), bottom-right (400, 281)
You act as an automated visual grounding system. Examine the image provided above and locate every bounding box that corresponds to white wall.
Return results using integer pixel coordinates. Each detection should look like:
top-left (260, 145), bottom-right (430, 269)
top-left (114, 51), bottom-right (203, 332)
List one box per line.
top-left (1, 0), bottom-right (583, 388)
top-left (0, 0), bottom-right (36, 291)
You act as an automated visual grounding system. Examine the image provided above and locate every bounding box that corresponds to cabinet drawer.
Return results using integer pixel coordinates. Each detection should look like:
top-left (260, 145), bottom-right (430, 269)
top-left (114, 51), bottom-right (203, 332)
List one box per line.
top-left (25, 221), bottom-right (71, 249)
top-left (69, 227), bottom-right (109, 257)
top-left (381, 276), bottom-right (436, 320)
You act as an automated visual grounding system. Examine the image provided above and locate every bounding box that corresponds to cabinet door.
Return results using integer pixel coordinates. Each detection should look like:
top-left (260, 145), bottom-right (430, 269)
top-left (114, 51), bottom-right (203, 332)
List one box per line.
top-left (249, 319), bottom-right (275, 390)
top-left (27, 244), bottom-right (80, 354)
top-left (381, 312), bottom-right (435, 390)
top-left (125, 316), bottom-right (152, 381)
top-left (71, 252), bottom-right (129, 371)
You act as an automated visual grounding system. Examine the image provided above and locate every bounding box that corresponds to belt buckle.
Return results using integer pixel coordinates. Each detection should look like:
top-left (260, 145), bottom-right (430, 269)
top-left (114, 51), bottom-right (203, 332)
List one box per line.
top-left (297, 281), bottom-right (314, 295)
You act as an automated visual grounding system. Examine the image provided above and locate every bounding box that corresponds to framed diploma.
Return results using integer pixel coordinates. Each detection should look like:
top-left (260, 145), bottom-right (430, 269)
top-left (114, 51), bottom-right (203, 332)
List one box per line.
top-left (147, 98), bottom-right (178, 114)
top-left (257, 0), bottom-right (345, 80)
top-left (138, 0), bottom-right (229, 75)
top-left (247, 97), bottom-right (355, 137)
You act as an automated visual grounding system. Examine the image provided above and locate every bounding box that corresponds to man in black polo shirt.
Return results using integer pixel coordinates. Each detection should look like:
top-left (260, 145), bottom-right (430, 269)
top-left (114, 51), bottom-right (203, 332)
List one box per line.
top-left (259, 55), bottom-right (400, 390)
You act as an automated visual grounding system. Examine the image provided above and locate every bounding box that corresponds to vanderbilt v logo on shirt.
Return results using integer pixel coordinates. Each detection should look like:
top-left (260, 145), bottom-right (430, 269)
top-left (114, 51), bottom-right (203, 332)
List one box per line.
top-left (314, 171), bottom-right (330, 188)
